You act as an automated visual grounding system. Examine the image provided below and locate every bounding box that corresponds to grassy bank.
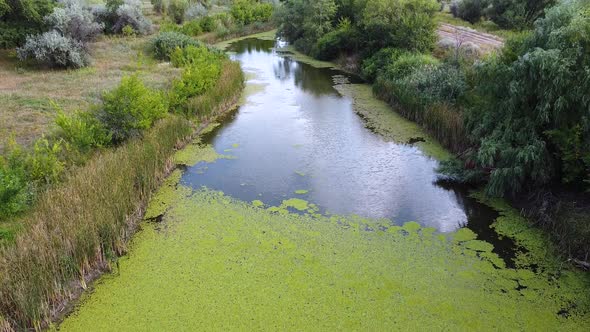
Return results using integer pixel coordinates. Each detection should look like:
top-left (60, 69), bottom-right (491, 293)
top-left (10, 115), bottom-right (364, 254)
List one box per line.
top-left (0, 51), bottom-right (244, 330)
top-left (0, 36), bottom-right (179, 153)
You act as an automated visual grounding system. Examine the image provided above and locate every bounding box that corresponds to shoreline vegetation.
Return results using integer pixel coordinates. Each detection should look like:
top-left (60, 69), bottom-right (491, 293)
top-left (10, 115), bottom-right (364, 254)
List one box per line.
top-left (0, 0), bottom-right (588, 329)
top-left (274, 0), bottom-right (590, 265)
top-left (0, 0), bottom-right (275, 328)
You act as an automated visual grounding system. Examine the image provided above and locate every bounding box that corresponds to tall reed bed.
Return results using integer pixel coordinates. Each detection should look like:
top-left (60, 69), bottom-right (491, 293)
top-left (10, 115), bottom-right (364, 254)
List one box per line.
top-left (373, 72), bottom-right (467, 154)
top-left (0, 116), bottom-right (193, 329)
top-left (188, 59), bottom-right (244, 121)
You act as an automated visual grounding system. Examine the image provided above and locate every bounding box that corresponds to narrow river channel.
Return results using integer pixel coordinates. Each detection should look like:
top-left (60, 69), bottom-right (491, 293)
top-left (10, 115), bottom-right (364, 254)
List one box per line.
top-left (58, 35), bottom-right (590, 331)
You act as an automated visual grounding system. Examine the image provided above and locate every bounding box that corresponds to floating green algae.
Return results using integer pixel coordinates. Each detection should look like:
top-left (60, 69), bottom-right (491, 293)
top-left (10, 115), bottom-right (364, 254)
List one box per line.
top-left (334, 84), bottom-right (451, 161)
top-left (252, 200), bottom-right (264, 207)
top-left (143, 169), bottom-right (191, 220)
top-left (294, 171), bottom-right (306, 177)
top-left (173, 142), bottom-right (234, 166)
top-left (294, 189), bottom-right (309, 195)
top-left (60, 184), bottom-right (590, 331)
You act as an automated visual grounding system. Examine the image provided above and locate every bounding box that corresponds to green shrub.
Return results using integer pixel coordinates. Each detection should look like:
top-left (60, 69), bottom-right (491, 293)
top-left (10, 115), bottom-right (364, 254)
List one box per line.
top-left (361, 48), bottom-right (404, 82)
top-left (96, 75), bottom-right (168, 143)
top-left (400, 63), bottom-right (467, 106)
top-left (198, 15), bottom-right (215, 32)
top-left (450, 0), bottom-right (486, 24)
top-left (381, 52), bottom-right (439, 81)
top-left (16, 31), bottom-right (89, 68)
top-left (28, 138), bottom-right (64, 186)
top-left (0, 141), bottom-right (31, 219)
top-left (150, 31), bottom-right (202, 60)
top-left (231, 0), bottom-right (273, 25)
top-left (54, 109), bottom-right (111, 155)
top-left (169, 48), bottom-right (222, 113)
top-left (181, 20), bottom-right (203, 36)
top-left (485, 0), bottom-right (556, 29)
top-left (360, 0), bottom-right (439, 53)
top-left (168, 0), bottom-right (189, 24)
top-left (188, 59), bottom-right (244, 120)
top-left (151, 0), bottom-right (165, 14)
top-left (0, 0), bottom-right (55, 48)
top-left (313, 18), bottom-right (355, 60)
top-left (169, 44), bottom-right (223, 68)
top-left (462, 0), bottom-right (590, 195)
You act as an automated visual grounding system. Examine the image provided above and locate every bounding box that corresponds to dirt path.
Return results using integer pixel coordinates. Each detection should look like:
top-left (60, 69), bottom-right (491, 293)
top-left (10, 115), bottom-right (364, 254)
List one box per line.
top-left (437, 23), bottom-right (504, 53)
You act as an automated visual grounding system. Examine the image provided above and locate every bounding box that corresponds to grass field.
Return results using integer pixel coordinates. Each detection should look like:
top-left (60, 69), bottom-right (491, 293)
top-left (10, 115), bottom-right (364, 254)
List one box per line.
top-left (0, 36), bottom-right (180, 153)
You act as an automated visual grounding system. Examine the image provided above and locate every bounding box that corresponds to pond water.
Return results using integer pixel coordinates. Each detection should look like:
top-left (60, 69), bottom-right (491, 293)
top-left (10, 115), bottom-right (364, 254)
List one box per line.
top-left (58, 37), bottom-right (590, 331)
top-left (184, 38), bottom-right (493, 233)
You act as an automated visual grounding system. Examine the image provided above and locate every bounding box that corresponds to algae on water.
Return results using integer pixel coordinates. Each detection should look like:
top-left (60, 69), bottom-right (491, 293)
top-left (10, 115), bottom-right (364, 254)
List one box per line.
top-left (173, 142), bottom-right (234, 166)
top-left (60, 183), bottom-right (590, 331)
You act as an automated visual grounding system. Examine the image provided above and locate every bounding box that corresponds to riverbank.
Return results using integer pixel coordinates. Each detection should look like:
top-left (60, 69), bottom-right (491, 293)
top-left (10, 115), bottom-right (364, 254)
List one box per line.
top-left (0, 56), bottom-right (244, 330)
top-left (59, 34), bottom-right (590, 330)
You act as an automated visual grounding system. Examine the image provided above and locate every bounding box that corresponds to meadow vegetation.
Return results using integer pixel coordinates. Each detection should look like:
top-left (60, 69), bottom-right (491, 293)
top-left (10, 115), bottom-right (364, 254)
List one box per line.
top-left (0, 1), bottom-right (256, 329)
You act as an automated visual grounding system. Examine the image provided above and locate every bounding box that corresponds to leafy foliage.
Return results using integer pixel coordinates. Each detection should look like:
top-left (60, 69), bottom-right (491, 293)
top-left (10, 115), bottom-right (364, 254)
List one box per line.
top-left (111, 0), bottom-right (152, 35)
top-left (313, 17), bottom-right (355, 60)
top-left (485, 0), bottom-right (556, 29)
top-left (150, 31), bottom-right (202, 59)
top-left (0, 0), bottom-right (55, 48)
top-left (169, 50), bottom-right (222, 113)
top-left (95, 75), bottom-right (168, 143)
top-left (450, 0), bottom-right (486, 24)
top-left (230, 0), bottom-right (273, 25)
top-left (16, 30), bottom-right (88, 68)
top-left (168, 0), bottom-right (188, 24)
top-left (54, 109), bottom-right (111, 154)
top-left (463, 0), bottom-right (590, 195)
top-left (44, 0), bottom-right (104, 43)
top-left (360, 0), bottom-right (438, 53)
top-left (277, 0), bottom-right (438, 57)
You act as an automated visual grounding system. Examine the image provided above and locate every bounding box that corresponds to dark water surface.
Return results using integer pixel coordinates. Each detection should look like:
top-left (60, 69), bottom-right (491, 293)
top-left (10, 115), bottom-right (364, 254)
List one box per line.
top-left (182, 38), bottom-right (500, 236)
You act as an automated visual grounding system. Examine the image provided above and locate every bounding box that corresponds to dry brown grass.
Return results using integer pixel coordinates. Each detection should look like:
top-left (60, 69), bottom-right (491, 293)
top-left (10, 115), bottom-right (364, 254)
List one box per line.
top-left (0, 35), bottom-right (181, 152)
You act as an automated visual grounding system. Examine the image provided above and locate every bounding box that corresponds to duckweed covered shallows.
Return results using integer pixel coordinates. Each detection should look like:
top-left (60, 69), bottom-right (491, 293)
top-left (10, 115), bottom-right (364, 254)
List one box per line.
top-left (60, 175), bottom-right (590, 331)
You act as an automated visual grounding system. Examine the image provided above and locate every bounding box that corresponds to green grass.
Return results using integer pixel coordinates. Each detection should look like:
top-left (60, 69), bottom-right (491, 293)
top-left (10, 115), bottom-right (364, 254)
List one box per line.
top-left (0, 36), bottom-right (181, 153)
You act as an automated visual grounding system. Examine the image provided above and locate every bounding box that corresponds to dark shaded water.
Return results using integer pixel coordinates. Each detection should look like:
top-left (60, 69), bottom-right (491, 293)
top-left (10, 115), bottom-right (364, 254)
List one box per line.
top-left (181, 38), bottom-right (509, 246)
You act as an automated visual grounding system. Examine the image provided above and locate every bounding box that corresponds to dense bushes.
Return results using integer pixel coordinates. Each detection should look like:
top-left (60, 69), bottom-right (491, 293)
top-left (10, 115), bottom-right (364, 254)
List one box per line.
top-left (15, 0), bottom-right (102, 68)
top-left (450, 0), bottom-right (486, 24)
top-left (277, 0), bottom-right (438, 59)
top-left (159, 1), bottom-right (275, 42)
top-left (151, 31), bottom-right (202, 59)
top-left (45, 1), bottom-right (104, 43)
top-left (0, 0), bottom-right (55, 48)
top-left (168, 45), bottom-right (224, 113)
top-left (450, 0), bottom-right (556, 29)
top-left (14, 0), bottom-right (151, 68)
top-left (17, 30), bottom-right (89, 68)
top-left (168, 0), bottom-right (188, 24)
top-left (110, 0), bottom-right (152, 35)
top-left (230, 0), bottom-right (273, 25)
top-left (369, 51), bottom-right (468, 151)
top-left (460, 0), bottom-right (590, 195)
top-left (54, 109), bottom-right (111, 155)
top-left (95, 75), bottom-right (168, 143)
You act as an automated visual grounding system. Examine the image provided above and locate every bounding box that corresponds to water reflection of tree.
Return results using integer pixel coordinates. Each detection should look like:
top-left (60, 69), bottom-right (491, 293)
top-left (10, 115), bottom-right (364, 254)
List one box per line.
top-left (273, 56), bottom-right (338, 97)
top-left (228, 38), bottom-right (275, 54)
